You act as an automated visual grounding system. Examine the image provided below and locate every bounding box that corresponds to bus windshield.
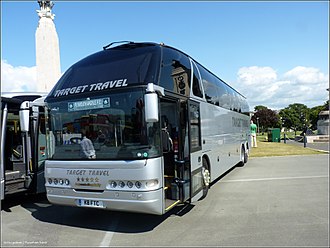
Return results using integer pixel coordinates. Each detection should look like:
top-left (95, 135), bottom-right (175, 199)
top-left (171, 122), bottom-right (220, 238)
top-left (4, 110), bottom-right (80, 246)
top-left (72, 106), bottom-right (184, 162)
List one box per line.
top-left (48, 89), bottom-right (161, 160)
top-left (46, 44), bottom-right (161, 101)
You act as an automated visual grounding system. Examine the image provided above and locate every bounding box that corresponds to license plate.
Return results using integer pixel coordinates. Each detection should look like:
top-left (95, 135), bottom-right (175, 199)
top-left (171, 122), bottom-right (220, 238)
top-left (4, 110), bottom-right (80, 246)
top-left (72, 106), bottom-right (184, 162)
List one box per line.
top-left (77, 199), bottom-right (104, 208)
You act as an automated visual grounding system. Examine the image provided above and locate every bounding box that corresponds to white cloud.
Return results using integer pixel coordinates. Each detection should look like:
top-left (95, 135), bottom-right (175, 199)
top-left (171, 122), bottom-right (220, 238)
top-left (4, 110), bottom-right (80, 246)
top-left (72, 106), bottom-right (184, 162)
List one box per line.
top-left (1, 60), bottom-right (37, 93)
top-left (284, 66), bottom-right (328, 85)
top-left (236, 66), bottom-right (329, 110)
top-left (237, 66), bottom-right (277, 86)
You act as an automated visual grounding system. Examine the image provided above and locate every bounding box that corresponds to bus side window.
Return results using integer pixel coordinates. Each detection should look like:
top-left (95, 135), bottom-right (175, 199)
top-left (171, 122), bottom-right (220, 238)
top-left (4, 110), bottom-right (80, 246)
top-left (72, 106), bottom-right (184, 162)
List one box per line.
top-left (191, 62), bottom-right (203, 98)
top-left (218, 81), bottom-right (228, 109)
top-left (159, 47), bottom-right (191, 96)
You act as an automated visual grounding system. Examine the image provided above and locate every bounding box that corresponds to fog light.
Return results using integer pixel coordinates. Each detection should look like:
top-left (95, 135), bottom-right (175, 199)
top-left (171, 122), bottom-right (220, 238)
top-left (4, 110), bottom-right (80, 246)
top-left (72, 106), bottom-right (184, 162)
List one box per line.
top-left (135, 181), bottom-right (141, 189)
top-left (110, 181), bottom-right (117, 188)
top-left (127, 181), bottom-right (133, 188)
top-left (119, 181), bottom-right (125, 188)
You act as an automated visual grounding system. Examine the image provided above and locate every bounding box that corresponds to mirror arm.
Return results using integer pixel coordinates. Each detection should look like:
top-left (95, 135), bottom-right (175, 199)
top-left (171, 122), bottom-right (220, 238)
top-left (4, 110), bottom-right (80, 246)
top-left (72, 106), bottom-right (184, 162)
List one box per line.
top-left (146, 83), bottom-right (165, 97)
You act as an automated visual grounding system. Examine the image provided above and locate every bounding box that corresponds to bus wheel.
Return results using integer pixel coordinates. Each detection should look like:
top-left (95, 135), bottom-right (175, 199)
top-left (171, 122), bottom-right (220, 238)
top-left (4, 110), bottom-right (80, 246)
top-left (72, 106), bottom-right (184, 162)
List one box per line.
top-left (200, 158), bottom-right (210, 200)
top-left (244, 146), bottom-right (249, 164)
top-left (238, 146), bottom-right (247, 167)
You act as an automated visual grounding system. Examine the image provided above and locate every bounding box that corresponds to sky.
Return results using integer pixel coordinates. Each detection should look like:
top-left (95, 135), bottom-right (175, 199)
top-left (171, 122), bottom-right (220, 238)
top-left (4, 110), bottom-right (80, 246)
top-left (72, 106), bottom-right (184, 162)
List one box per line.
top-left (1, 0), bottom-right (329, 110)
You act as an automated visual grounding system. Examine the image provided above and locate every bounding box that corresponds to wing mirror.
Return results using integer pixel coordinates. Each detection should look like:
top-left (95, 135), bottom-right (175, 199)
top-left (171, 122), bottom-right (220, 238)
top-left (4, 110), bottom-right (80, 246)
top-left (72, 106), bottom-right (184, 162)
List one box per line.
top-left (19, 101), bottom-right (30, 132)
top-left (144, 83), bottom-right (164, 123)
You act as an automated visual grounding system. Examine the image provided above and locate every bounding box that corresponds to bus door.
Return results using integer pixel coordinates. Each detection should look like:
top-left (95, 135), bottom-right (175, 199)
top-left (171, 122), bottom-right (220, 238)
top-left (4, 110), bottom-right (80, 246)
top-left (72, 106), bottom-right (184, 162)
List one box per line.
top-left (173, 100), bottom-right (192, 203)
top-left (1, 102), bottom-right (8, 200)
top-left (31, 105), bottom-right (47, 194)
top-left (15, 102), bottom-right (46, 195)
top-left (161, 98), bottom-right (191, 211)
top-left (2, 101), bottom-right (28, 196)
top-left (187, 100), bottom-right (204, 202)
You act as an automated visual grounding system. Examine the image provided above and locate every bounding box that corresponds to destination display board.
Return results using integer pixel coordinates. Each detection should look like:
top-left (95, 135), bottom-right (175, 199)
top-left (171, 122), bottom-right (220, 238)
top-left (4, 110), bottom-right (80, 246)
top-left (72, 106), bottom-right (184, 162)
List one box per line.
top-left (68, 97), bottom-right (110, 112)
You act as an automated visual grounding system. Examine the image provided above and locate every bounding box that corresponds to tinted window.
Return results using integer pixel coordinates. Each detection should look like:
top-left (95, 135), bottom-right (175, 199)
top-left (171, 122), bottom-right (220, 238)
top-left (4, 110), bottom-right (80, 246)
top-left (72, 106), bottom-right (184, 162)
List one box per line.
top-left (191, 62), bottom-right (203, 98)
top-left (218, 81), bottom-right (229, 109)
top-left (197, 63), bottom-right (247, 112)
top-left (47, 45), bottom-right (161, 101)
top-left (204, 79), bottom-right (219, 105)
top-left (226, 87), bottom-right (235, 111)
top-left (197, 64), bottom-right (219, 105)
top-left (189, 102), bottom-right (201, 152)
top-left (47, 89), bottom-right (161, 160)
top-left (159, 47), bottom-right (191, 96)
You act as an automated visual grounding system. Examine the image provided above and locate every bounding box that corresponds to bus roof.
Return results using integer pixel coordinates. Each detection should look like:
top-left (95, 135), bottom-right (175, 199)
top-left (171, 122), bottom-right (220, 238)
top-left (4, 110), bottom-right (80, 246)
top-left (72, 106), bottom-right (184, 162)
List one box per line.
top-left (107, 41), bottom-right (245, 98)
top-left (46, 41), bottom-right (246, 101)
top-left (1, 92), bottom-right (47, 101)
top-left (1, 93), bottom-right (47, 110)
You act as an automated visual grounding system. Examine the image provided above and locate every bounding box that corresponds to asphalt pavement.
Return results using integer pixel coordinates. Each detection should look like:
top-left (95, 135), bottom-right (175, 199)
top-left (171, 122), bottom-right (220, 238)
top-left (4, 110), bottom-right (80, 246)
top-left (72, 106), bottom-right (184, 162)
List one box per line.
top-left (1, 154), bottom-right (328, 247)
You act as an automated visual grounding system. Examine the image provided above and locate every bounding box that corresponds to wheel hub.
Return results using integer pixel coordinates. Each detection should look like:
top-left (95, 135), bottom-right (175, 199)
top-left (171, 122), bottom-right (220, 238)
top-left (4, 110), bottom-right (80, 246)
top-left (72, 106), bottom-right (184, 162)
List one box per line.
top-left (202, 168), bottom-right (210, 186)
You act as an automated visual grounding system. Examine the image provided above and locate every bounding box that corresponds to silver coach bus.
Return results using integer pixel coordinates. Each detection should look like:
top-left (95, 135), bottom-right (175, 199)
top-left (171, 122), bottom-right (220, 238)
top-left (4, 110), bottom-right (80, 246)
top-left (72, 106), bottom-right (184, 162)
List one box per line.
top-left (44, 42), bottom-right (250, 215)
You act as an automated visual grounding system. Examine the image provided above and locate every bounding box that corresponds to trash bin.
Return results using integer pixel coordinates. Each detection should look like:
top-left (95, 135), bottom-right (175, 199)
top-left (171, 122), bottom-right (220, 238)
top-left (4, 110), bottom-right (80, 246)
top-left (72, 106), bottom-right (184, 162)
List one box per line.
top-left (267, 128), bottom-right (281, 142)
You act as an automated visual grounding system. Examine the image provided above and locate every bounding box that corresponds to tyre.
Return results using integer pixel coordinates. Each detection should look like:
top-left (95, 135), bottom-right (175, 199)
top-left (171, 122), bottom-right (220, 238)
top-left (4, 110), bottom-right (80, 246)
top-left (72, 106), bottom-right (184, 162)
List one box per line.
top-left (244, 146), bottom-right (249, 164)
top-left (238, 145), bottom-right (247, 167)
top-left (199, 158), bottom-right (210, 200)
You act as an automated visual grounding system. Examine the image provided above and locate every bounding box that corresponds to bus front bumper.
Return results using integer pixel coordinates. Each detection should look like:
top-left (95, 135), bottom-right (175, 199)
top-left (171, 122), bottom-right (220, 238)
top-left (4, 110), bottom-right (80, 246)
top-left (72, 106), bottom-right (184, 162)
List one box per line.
top-left (46, 187), bottom-right (164, 215)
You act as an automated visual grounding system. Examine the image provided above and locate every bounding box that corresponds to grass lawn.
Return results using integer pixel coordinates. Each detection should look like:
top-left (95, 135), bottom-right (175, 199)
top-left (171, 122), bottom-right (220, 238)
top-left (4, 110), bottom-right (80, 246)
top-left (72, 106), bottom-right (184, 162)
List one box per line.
top-left (249, 134), bottom-right (327, 157)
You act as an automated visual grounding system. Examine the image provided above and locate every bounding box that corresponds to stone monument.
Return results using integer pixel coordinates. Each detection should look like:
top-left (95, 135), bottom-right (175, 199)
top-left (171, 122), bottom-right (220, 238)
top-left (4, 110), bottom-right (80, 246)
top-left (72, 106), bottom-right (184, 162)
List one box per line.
top-left (317, 110), bottom-right (329, 135)
top-left (35, 0), bottom-right (61, 92)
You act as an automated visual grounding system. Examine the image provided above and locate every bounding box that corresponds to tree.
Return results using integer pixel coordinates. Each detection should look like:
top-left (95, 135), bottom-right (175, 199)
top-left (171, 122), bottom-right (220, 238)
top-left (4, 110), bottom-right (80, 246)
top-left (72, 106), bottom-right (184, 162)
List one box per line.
top-left (254, 105), bottom-right (268, 111)
top-left (310, 105), bottom-right (324, 130)
top-left (279, 103), bottom-right (309, 135)
top-left (253, 106), bottom-right (280, 133)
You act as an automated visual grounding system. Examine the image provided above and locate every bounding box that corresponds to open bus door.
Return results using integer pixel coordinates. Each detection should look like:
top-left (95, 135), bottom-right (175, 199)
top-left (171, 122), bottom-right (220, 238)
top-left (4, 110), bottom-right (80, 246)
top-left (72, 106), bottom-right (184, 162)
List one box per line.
top-left (161, 97), bottom-right (192, 212)
top-left (187, 100), bottom-right (204, 202)
top-left (1, 96), bottom-right (47, 199)
top-left (167, 99), bottom-right (191, 206)
top-left (30, 104), bottom-right (48, 194)
top-left (0, 99), bottom-right (29, 197)
top-left (162, 99), bottom-right (204, 212)
top-left (0, 102), bottom-right (9, 200)
top-left (17, 101), bottom-right (47, 195)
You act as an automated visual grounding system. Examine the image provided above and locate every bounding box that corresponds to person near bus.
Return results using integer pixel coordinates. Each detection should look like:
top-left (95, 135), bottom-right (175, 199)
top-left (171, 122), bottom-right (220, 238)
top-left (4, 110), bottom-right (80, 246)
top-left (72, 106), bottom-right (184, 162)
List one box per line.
top-left (80, 130), bottom-right (96, 159)
top-left (161, 115), bottom-right (173, 152)
top-left (96, 129), bottom-right (106, 144)
top-left (250, 120), bottom-right (257, 148)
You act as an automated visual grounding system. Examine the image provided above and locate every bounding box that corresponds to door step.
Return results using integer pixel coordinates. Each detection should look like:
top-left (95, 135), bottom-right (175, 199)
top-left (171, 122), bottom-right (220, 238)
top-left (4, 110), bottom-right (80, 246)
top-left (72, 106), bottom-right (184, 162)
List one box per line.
top-left (5, 170), bottom-right (25, 180)
top-left (5, 178), bottom-right (27, 194)
top-left (165, 199), bottom-right (180, 212)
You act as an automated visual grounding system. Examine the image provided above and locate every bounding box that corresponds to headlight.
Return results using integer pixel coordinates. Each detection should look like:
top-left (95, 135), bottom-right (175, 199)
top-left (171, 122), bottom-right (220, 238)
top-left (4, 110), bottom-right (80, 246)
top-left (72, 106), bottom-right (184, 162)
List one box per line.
top-left (146, 179), bottom-right (159, 188)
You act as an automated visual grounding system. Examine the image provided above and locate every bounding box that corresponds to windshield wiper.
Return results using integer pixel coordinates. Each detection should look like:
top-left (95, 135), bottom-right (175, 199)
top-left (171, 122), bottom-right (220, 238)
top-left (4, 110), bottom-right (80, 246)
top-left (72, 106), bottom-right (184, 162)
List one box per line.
top-left (103, 41), bottom-right (133, 50)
